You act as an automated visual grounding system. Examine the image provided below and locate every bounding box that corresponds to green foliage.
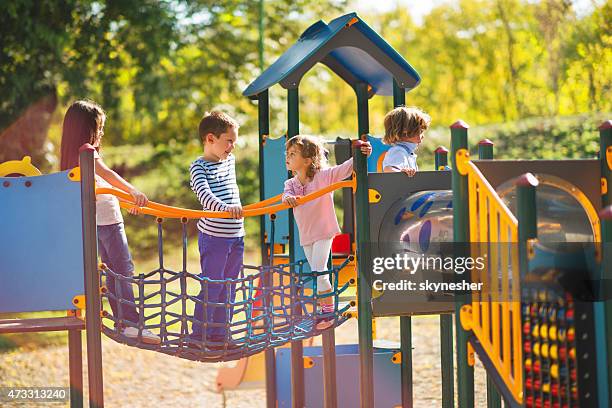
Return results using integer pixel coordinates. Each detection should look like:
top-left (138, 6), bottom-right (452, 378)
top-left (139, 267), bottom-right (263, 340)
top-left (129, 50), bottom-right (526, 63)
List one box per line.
top-left (296, 0), bottom-right (611, 135)
top-left (0, 0), bottom-right (181, 131)
top-left (466, 112), bottom-right (609, 160)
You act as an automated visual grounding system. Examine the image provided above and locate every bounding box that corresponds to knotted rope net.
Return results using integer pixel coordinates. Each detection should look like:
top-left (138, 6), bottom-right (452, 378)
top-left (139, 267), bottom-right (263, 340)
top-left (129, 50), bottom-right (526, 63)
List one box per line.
top-left (97, 184), bottom-right (354, 362)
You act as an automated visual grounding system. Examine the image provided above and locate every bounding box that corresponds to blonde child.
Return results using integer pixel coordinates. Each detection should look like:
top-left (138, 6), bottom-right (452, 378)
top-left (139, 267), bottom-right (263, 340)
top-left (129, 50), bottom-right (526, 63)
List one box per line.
top-left (382, 106), bottom-right (431, 174)
top-left (60, 100), bottom-right (160, 344)
top-left (282, 135), bottom-right (371, 328)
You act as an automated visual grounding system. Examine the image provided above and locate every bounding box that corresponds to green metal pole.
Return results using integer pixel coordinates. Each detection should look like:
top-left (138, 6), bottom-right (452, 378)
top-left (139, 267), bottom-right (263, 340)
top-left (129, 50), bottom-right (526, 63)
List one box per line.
top-left (439, 314), bottom-right (454, 408)
top-left (355, 82), bottom-right (374, 408)
top-left (516, 173), bottom-right (538, 263)
top-left (599, 120), bottom-right (612, 405)
top-left (478, 138), bottom-right (502, 408)
top-left (68, 329), bottom-right (83, 408)
top-left (322, 329), bottom-right (338, 408)
top-left (434, 144), bottom-right (454, 408)
top-left (478, 139), bottom-right (494, 160)
top-left (79, 145), bottom-right (104, 408)
top-left (450, 120), bottom-right (474, 408)
top-left (393, 79), bottom-right (414, 408)
top-left (601, 205), bottom-right (612, 408)
top-left (257, 90), bottom-right (277, 408)
top-left (435, 146), bottom-right (449, 170)
top-left (258, 0), bottom-right (264, 72)
top-left (516, 173), bottom-right (538, 408)
top-left (287, 87), bottom-right (305, 408)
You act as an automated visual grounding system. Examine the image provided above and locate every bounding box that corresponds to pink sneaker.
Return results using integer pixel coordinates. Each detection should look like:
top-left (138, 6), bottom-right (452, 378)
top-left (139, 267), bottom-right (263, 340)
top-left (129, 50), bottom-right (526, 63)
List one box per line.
top-left (315, 304), bottom-right (335, 330)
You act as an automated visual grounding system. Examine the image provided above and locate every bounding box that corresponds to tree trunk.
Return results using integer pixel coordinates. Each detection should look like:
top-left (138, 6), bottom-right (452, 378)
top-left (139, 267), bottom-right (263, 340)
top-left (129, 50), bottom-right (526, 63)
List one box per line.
top-left (0, 93), bottom-right (58, 172)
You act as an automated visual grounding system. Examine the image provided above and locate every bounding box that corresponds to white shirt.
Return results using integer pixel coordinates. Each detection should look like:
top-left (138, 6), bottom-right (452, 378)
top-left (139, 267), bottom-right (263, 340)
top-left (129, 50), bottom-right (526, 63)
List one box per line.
top-left (93, 150), bottom-right (124, 226)
top-left (382, 142), bottom-right (419, 172)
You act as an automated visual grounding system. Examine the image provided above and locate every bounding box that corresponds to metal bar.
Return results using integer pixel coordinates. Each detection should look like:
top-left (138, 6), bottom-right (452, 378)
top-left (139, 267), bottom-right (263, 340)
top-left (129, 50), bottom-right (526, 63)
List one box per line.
top-left (599, 120), bottom-right (612, 407)
top-left (440, 314), bottom-right (454, 408)
top-left (322, 329), bottom-right (338, 408)
top-left (450, 121), bottom-right (475, 408)
top-left (434, 140), bottom-right (455, 408)
top-left (79, 144), bottom-right (104, 408)
top-left (355, 82), bottom-right (374, 408)
top-left (393, 79), bottom-right (414, 408)
top-left (258, 0), bottom-right (265, 72)
top-left (400, 316), bottom-right (413, 408)
top-left (68, 329), bottom-right (83, 408)
top-left (287, 87), bottom-right (305, 408)
top-left (258, 90), bottom-right (277, 408)
top-left (435, 146), bottom-right (449, 170)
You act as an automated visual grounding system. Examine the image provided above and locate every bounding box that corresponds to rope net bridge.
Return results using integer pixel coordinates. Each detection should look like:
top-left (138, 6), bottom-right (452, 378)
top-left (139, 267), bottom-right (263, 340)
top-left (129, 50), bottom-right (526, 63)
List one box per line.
top-left (96, 180), bottom-right (355, 362)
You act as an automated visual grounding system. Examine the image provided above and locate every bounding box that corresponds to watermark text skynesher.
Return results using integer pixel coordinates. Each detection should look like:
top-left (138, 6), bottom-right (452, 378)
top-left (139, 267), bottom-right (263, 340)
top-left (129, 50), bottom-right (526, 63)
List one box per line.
top-left (372, 279), bottom-right (483, 292)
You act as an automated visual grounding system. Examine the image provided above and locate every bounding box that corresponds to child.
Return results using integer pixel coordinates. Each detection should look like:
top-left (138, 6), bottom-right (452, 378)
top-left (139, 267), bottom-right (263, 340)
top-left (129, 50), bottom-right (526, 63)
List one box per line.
top-left (282, 135), bottom-right (371, 328)
top-left (60, 100), bottom-right (160, 345)
top-left (382, 106), bottom-right (431, 175)
top-left (189, 111), bottom-right (243, 349)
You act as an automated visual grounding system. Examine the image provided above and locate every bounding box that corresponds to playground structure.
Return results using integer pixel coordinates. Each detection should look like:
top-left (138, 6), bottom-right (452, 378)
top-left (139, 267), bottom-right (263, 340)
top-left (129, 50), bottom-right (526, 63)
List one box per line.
top-left (1, 11), bottom-right (611, 408)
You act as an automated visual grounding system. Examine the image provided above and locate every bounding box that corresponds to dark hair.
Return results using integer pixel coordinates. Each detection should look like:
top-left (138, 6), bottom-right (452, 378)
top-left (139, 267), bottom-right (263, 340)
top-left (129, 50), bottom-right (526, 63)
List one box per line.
top-left (198, 111), bottom-right (239, 142)
top-left (60, 100), bottom-right (106, 170)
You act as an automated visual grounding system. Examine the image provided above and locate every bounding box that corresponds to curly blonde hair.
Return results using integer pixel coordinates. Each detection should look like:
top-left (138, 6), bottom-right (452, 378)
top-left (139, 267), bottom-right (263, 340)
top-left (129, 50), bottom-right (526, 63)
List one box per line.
top-left (383, 106), bottom-right (431, 145)
top-left (286, 135), bottom-right (328, 179)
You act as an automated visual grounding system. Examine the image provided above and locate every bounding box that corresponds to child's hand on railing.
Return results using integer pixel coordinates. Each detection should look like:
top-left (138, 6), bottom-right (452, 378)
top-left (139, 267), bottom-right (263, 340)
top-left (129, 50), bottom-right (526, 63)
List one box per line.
top-left (128, 207), bottom-right (142, 216)
top-left (282, 195), bottom-right (301, 208)
top-left (402, 168), bottom-right (416, 177)
top-left (129, 188), bottom-right (149, 207)
top-left (360, 142), bottom-right (372, 157)
top-left (227, 204), bottom-right (243, 219)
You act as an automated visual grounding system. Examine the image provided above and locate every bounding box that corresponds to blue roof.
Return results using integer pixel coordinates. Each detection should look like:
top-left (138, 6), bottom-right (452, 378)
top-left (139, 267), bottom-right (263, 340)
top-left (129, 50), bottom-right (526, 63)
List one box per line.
top-left (243, 13), bottom-right (421, 98)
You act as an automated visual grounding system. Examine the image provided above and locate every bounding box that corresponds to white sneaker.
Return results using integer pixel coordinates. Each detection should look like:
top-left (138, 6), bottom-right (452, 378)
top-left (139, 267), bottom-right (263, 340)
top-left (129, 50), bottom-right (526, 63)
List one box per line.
top-left (121, 327), bottom-right (161, 345)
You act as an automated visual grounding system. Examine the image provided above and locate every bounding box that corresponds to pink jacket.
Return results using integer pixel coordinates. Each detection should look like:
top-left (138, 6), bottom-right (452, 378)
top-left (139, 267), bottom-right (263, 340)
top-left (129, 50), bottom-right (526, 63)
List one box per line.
top-left (283, 158), bottom-right (354, 246)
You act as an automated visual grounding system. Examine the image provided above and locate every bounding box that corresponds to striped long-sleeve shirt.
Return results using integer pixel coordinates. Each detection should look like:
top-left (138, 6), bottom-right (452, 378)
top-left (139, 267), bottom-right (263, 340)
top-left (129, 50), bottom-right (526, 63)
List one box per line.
top-left (189, 154), bottom-right (244, 238)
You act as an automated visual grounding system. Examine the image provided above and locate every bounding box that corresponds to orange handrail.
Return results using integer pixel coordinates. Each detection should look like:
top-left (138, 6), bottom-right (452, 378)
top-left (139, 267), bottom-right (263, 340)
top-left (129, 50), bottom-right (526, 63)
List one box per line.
top-left (96, 178), bottom-right (355, 219)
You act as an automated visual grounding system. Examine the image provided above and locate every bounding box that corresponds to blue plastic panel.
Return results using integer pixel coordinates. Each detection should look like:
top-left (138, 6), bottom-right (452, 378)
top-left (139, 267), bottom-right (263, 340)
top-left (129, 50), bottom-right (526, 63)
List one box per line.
top-left (263, 136), bottom-right (289, 244)
top-left (367, 134), bottom-right (391, 173)
top-left (0, 171), bottom-right (85, 312)
top-left (276, 344), bottom-right (401, 407)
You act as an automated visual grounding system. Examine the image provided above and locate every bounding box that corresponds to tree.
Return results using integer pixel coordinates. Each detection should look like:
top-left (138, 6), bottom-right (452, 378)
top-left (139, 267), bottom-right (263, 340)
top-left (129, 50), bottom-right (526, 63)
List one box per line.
top-left (0, 0), bottom-right (347, 163)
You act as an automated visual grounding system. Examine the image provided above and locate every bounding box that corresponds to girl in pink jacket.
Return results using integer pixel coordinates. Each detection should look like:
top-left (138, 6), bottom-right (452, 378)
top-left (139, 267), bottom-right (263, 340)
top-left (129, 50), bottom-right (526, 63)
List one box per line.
top-left (282, 135), bottom-right (371, 327)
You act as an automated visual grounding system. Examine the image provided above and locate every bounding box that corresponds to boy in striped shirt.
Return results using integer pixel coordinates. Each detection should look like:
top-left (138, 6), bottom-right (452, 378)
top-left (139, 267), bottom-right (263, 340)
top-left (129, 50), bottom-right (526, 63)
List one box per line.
top-left (189, 111), bottom-right (244, 348)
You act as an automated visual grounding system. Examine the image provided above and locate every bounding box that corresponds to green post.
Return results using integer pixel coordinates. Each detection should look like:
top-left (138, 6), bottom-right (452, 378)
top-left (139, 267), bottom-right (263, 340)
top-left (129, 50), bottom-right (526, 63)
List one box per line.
top-left (287, 87), bottom-right (305, 408)
top-left (257, 90), bottom-right (277, 408)
top-left (434, 146), bottom-right (449, 170)
top-left (259, 0), bottom-right (264, 72)
top-left (478, 139), bottom-right (494, 160)
top-left (478, 138), bottom-right (502, 408)
top-left (599, 120), bottom-right (612, 403)
top-left (393, 79), bottom-right (414, 408)
top-left (79, 145), bottom-right (104, 408)
top-left (450, 120), bottom-right (474, 408)
top-left (68, 329), bottom-right (83, 408)
top-left (355, 82), bottom-right (374, 408)
top-left (434, 145), bottom-right (454, 408)
top-left (516, 173), bottom-right (538, 266)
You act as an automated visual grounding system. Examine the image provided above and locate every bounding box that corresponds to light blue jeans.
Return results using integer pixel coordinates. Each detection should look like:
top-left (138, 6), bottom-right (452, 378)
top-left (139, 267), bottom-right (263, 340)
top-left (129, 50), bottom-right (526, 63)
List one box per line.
top-left (97, 223), bottom-right (139, 325)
